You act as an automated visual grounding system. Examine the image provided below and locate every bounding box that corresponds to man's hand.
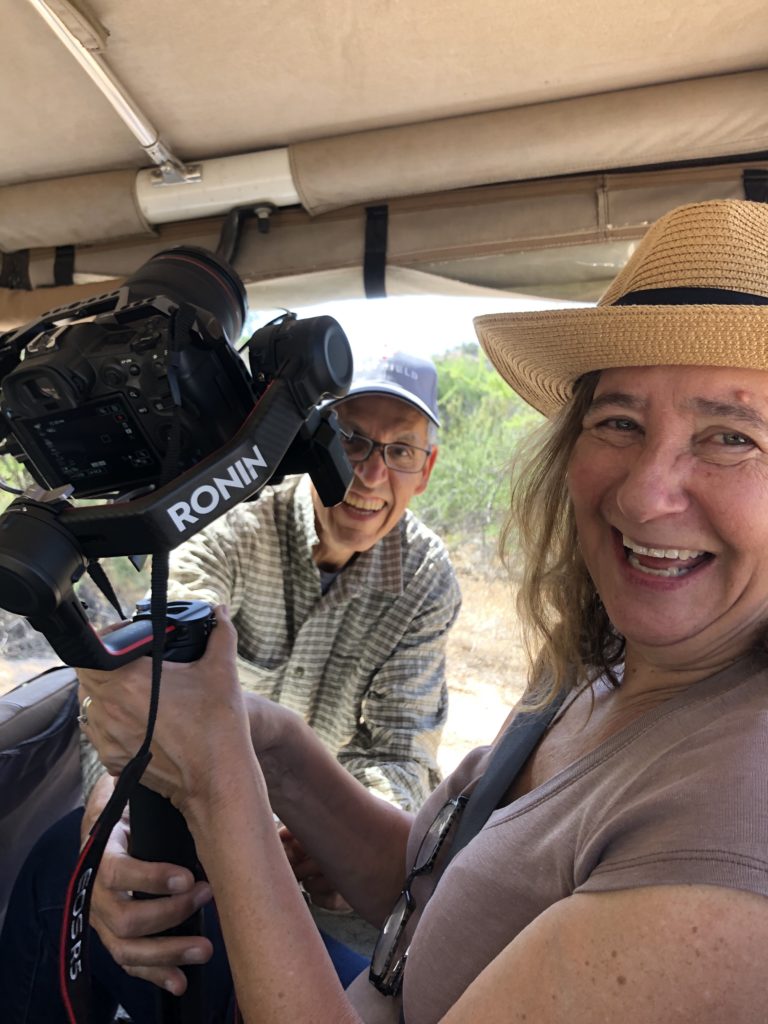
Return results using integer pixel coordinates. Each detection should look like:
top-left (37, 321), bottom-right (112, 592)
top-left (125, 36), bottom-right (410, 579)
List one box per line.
top-left (87, 812), bottom-right (213, 995)
top-left (278, 825), bottom-right (351, 912)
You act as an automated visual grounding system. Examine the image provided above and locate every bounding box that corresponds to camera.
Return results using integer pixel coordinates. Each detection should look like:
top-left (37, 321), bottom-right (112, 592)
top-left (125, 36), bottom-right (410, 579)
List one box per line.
top-left (0, 246), bottom-right (360, 1020)
top-left (0, 248), bottom-right (254, 498)
top-left (0, 246), bottom-right (350, 499)
top-left (0, 245), bottom-right (355, 668)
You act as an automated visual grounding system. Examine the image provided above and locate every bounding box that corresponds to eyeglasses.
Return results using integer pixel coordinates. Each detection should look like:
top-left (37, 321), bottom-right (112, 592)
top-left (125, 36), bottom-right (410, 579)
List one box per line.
top-left (340, 431), bottom-right (432, 473)
top-left (369, 795), bottom-right (467, 996)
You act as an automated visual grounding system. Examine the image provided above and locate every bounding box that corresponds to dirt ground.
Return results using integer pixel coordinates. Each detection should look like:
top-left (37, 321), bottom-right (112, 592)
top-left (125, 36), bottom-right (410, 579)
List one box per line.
top-left (0, 559), bottom-right (528, 778)
top-left (439, 563), bottom-right (526, 774)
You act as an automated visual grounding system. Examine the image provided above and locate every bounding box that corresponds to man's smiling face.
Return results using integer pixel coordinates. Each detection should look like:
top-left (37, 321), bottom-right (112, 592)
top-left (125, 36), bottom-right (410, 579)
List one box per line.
top-left (311, 395), bottom-right (437, 570)
top-left (567, 364), bottom-right (768, 667)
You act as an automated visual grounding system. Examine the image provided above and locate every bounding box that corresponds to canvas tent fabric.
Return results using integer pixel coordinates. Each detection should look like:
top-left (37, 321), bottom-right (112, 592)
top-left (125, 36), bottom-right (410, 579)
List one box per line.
top-left (1, 0), bottom-right (767, 316)
top-left (0, 158), bottom-right (760, 327)
top-left (288, 71), bottom-right (768, 216)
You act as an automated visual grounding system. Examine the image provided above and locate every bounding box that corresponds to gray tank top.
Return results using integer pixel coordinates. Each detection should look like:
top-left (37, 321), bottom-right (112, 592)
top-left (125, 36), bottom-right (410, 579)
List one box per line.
top-left (348, 652), bottom-right (768, 1023)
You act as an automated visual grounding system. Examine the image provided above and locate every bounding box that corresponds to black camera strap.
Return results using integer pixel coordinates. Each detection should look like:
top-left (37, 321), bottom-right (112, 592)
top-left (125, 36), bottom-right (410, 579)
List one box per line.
top-left (60, 307), bottom-right (193, 1022)
top-left (60, 548), bottom-right (171, 1022)
top-left (59, 556), bottom-right (173, 1024)
top-left (60, 747), bottom-right (152, 1022)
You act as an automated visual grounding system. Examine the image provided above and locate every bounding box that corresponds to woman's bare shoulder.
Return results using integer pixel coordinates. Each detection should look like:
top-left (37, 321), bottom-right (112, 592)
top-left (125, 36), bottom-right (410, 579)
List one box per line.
top-left (441, 884), bottom-right (768, 1024)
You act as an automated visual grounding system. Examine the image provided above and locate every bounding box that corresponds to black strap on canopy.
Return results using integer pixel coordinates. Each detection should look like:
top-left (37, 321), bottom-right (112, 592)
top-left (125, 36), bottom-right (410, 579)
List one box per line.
top-left (743, 168), bottom-right (768, 204)
top-left (53, 245), bottom-right (75, 287)
top-left (363, 204), bottom-right (389, 298)
top-left (0, 249), bottom-right (31, 290)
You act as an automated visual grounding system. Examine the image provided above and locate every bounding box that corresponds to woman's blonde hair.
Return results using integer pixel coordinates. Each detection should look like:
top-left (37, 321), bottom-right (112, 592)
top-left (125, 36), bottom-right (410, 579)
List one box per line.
top-left (501, 372), bottom-right (625, 708)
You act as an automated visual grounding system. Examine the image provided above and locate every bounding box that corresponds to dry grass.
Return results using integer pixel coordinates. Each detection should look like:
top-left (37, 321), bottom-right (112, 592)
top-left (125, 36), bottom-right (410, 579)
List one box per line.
top-left (439, 559), bottom-right (527, 774)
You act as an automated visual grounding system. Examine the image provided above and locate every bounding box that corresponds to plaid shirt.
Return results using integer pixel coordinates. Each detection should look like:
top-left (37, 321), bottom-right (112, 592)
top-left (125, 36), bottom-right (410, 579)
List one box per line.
top-left (84, 475), bottom-right (460, 811)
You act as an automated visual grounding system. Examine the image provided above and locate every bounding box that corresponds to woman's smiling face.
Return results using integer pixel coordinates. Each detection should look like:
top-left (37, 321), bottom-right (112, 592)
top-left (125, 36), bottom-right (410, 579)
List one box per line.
top-left (567, 364), bottom-right (768, 666)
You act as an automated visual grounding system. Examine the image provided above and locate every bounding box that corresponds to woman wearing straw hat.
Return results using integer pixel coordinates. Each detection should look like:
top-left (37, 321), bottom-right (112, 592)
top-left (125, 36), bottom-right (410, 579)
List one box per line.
top-left (75, 199), bottom-right (768, 1023)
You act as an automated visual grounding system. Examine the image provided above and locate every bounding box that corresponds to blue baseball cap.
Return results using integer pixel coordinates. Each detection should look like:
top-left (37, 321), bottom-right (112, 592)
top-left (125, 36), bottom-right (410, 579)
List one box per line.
top-left (330, 351), bottom-right (440, 427)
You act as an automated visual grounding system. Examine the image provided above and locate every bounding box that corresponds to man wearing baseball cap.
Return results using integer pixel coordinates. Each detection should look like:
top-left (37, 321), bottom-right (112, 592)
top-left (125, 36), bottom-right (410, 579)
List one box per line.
top-left (313, 351), bottom-right (442, 573)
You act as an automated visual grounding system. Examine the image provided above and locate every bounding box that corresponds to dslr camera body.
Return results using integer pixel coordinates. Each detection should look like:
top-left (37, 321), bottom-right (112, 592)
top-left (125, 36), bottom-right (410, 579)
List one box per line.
top-left (0, 245), bottom-right (354, 667)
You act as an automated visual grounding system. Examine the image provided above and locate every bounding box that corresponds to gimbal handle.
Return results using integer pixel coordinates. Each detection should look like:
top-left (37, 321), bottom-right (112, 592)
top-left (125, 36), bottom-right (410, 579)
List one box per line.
top-left (126, 601), bottom-right (216, 1024)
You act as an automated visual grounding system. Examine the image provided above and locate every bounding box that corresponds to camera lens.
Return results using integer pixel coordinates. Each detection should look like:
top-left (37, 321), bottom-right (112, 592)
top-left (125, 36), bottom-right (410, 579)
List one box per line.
top-left (122, 246), bottom-right (247, 344)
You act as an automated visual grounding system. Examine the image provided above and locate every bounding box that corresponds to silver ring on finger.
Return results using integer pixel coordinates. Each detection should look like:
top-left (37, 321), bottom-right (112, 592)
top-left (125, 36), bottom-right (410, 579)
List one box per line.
top-left (77, 694), bottom-right (92, 727)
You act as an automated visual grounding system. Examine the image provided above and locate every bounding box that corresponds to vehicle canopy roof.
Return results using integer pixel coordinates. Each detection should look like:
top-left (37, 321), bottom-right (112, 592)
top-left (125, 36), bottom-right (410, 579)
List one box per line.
top-left (2, 0), bottom-right (767, 322)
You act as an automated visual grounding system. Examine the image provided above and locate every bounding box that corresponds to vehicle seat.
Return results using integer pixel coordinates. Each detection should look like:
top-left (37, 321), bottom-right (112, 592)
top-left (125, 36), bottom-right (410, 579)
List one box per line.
top-left (0, 665), bottom-right (82, 932)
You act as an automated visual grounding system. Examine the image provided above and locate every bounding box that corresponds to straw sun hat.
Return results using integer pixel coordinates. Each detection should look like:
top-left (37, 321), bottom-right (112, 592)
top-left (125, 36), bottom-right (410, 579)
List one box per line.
top-left (474, 199), bottom-right (768, 417)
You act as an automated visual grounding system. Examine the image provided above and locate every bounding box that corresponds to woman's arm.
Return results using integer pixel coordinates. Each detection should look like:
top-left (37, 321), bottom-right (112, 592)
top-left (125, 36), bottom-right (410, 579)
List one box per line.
top-left (82, 609), bottom-right (768, 1022)
top-left (78, 607), bottom-right (409, 1004)
top-left (442, 884), bottom-right (768, 1024)
top-left (181, 741), bottom-right (363, 1023)
top-left (249, 693), bottom-right (411, 924)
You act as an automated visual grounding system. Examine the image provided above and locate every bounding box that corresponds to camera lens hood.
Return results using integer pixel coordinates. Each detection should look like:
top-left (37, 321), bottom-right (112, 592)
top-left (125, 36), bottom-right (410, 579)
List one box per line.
top-left (122, 246), bottom-right (247, 344)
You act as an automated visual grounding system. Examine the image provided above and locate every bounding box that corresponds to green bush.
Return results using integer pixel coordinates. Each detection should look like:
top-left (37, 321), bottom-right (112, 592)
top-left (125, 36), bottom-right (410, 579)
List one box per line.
top-left (411, 344), bottom-right (542, 552)
top-left (0, 460), bottom-right (31, 511)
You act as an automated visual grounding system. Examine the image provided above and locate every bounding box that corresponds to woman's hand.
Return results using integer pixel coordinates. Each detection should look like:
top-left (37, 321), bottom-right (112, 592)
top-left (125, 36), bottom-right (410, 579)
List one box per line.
top-left (77, 605), bottom-right (253, 812)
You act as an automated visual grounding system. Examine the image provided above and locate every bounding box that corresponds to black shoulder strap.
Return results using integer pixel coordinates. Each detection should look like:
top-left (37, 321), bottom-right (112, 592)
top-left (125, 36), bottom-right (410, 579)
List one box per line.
top-left (446, 694), bottom-right (564, 863)
top-left (398, 694), bottom-right (565, 1023)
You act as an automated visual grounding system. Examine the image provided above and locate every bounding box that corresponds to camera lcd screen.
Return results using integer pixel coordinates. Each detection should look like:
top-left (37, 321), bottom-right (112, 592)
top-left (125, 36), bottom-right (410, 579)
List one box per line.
top-left (22, 396), bottom-right (161, 494)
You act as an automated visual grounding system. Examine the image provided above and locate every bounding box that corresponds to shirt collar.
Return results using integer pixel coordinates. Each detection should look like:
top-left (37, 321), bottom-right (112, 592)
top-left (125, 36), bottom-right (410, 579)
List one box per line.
top-left (294, 474), bottom-right (404, 596)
